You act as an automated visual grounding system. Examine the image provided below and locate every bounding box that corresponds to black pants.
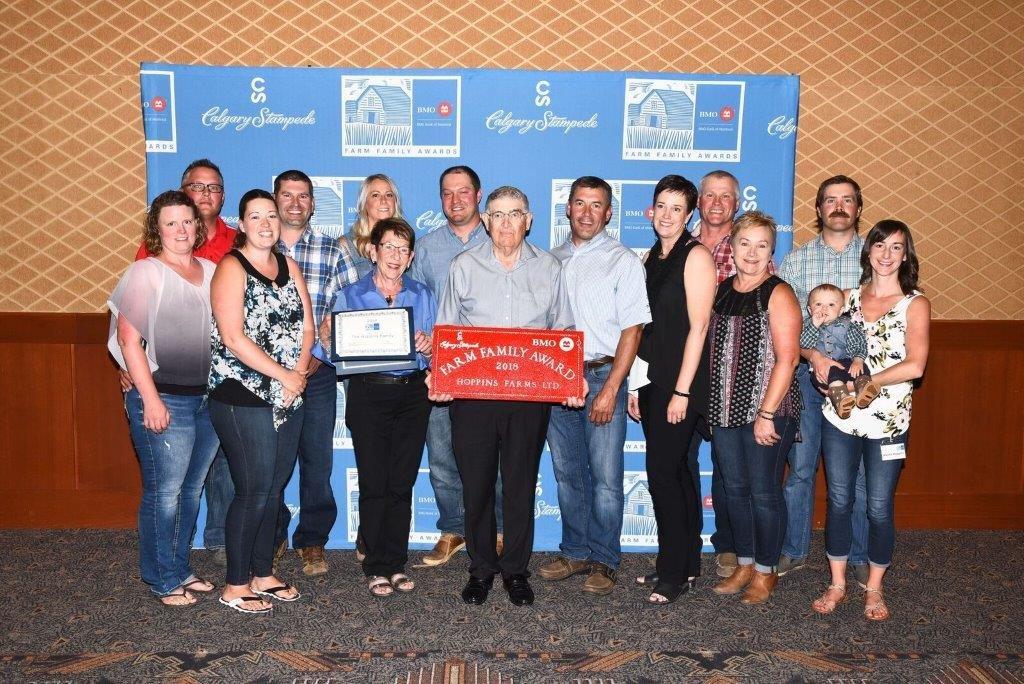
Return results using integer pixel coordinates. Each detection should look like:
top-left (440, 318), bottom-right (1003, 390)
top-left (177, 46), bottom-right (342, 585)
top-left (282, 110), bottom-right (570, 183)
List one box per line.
top-left (639, 384), bottom-right (702, 585)
top-left (450, 399), bottom-right (550, 579)
top-left (346, 373), bottom-right (431, 577)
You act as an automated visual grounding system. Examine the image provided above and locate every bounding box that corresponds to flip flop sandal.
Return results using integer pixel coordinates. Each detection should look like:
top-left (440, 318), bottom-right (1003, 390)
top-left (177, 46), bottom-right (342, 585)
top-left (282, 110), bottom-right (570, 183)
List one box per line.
top-left (854, 376), bottom-right (881, 408)
top-left (864, 587), bottom-right (890, 621)
top-left (811, 583), bottom-right (848, 614)
top-left (159, 588), bottom-right (196, 608)
top-left (251, 584), bottom-right (301, 602)
top-left (389, 573), bottom-right (415, 593)
top-left (181, 576), bottom-right (215, 593)
top-left (368, 576), bottom-right (393, 597)
top-left (635, 572), bottom-right (659, 586)
top-left (218, 595), bottom-right (272, 614)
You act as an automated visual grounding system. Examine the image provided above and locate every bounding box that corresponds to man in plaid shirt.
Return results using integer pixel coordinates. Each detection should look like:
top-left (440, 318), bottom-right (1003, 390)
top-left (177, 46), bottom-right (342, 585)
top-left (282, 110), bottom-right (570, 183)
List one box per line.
top-left (271, 169), bottom-right (358, 576)
top-left (776, 175), bottom-right (869, 585)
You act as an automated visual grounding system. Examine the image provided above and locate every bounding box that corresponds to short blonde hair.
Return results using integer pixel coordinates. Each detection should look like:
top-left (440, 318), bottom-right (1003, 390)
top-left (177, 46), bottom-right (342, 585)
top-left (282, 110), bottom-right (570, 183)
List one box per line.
top-left (808, 283), bottom-right (843, 305)
top-left (730, 210), bottom-right (777, 250)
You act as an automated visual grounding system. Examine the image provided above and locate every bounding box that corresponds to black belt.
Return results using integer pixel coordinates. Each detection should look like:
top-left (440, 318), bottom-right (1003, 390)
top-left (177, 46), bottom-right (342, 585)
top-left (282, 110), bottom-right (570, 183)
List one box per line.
top-left (584, 355), bottom-right (614, 370)
top-left (358, 370), bottom-right (425, 385)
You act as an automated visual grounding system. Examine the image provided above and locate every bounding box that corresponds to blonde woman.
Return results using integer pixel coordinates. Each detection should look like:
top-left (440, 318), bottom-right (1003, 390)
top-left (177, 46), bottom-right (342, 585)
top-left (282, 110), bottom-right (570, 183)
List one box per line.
top-left (341, 174), bottom-right (403, 278)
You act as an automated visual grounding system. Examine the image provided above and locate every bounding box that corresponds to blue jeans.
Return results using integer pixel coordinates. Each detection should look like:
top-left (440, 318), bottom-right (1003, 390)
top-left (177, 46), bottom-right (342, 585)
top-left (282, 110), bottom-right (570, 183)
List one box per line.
top-left (275, 364), bottom-right (338, 549)
top-left (687, 432), bottom-right (735, 553)
top-left (545, 364), bottom-right (627, 569)
top-left (125, 390), bottom-right (219, 596)
top-left (821, 421), bottom-right (906, 567)
top-left (782, 364), bottom-right (868, 564)
top-left (210, 400), bottom-right (303, 586)
top-left (712, 418), bottom-right (798, 573)
top-left (426, 404), bottom-right (502, 535)
top-left (202, 447), bottom-right (232, 549)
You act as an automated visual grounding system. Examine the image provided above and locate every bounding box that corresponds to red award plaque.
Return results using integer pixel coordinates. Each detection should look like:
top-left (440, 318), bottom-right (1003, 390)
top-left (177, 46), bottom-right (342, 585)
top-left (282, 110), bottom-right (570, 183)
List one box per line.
top-left (431, 325), bottom-right (584, 402)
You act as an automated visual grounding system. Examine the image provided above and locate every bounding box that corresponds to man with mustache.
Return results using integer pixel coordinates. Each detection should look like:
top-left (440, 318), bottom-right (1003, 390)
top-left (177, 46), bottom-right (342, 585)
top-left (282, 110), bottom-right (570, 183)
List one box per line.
top-left (777, 175), bottom-right (869, 586)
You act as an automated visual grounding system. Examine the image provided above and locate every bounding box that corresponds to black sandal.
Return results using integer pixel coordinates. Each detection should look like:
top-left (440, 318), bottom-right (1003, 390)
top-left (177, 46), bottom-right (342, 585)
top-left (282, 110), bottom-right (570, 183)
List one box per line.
top-left (648, 581), bottom-right (691, 604)
top-left (635, 572), bottom-right (659, 586)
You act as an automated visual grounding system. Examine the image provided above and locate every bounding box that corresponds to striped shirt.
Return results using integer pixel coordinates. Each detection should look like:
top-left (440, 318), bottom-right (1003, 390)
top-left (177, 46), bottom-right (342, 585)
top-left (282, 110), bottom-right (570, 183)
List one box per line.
top-left (779, 232), bottom-right (864, 323)
top-left (278, 228), bottom-right (358, 329)
top-left (551, 230), bottom-right (651, 360)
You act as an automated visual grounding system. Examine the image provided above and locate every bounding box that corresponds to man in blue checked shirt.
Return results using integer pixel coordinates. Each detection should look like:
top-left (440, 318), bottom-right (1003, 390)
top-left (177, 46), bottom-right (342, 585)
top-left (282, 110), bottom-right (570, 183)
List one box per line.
top-left (539, 176), bottom-right (651, 596)
top-left (270, 169), bottom-right (358, 577)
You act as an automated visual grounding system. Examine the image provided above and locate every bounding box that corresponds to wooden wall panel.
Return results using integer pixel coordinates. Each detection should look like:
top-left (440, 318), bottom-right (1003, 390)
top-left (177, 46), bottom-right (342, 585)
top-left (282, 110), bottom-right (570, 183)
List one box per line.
top-left (1, 313), bottom-right (1021, 530)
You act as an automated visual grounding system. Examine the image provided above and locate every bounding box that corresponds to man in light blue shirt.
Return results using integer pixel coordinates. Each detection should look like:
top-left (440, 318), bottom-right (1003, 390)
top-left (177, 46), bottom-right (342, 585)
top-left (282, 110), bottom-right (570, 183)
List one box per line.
top-left (777, 174), bottom-right (869, 585)
top-left (407, 166), bottom-right (501, 567)
top-left (539, 177), bottom-right (651, 596)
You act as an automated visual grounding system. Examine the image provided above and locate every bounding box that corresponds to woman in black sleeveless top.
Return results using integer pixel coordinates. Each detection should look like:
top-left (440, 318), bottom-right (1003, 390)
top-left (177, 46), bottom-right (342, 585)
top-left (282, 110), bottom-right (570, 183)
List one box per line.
top-left (627, 175), bottom-right (717, 604)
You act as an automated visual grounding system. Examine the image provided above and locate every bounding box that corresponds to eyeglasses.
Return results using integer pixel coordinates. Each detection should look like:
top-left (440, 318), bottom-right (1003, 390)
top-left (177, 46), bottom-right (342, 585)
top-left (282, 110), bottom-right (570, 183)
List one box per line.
top-left (183, 182), bottom-right (224, 195)
top-left (379, 242), bottom-right (411, 256)
top-left (487, 209), bottom-right (528, 222)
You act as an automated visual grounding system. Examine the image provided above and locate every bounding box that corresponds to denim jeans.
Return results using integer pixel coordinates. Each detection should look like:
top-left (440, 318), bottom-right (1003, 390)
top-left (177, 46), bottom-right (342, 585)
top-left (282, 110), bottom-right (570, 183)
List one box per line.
top-left (426, 403), bottom-right (502, 535)
top-left (782, 364), bottom-right (868, 563)
top-left (202, 448), bottom-right (232, 549)
top-left (687, 432), bottom-right (735, 553)
top-left (712, 417), bottom-right (798, 573)
top-left (210, 400), bottom-right (303, 586)
top-left (125, 389), bottom-right (219, 596)
top-left (821, 421), bottom-right (906, 567)
top-left (275, 364), bottom-right (338, 550)
top-left (546, 364), bottom-right (627, 569)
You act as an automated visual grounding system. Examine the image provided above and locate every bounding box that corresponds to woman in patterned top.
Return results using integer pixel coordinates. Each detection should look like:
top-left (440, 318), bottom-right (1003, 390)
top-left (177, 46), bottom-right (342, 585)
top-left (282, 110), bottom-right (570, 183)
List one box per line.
top-left (812, 220), bottom-right (930, 621)
top-left (707, 211), bottom-right (802, 606)
top-left (208, 189), bottom-right (314, 614)
top-left (109, 190), bottom-right (220, 607)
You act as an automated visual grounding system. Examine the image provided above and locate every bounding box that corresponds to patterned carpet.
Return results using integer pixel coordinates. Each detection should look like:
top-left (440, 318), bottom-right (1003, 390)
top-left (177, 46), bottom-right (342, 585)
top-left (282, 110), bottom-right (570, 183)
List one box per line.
top-left (1, 530), bottom-right (1022, 682)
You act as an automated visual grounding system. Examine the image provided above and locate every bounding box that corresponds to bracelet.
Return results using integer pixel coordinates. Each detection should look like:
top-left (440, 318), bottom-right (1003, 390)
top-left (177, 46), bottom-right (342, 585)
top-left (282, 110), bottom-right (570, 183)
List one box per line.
top-left (672, 390), bottom-right (690, 398)
top-left (757, 409), bottom-right (775, 420)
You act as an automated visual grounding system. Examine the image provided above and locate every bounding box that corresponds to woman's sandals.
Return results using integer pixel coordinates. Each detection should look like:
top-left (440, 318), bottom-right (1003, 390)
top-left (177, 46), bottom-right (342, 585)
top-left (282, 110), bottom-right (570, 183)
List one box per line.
top-left (368, 573), bottom-right (415, 597)
top-left (159, 588), bottom-right (197, 607)
top-left (251, 583), bottom-right (301, 602)
top-left (811, 583), bottom-right (848, 614)
top-left (863, 587), bottom-right (890, 621)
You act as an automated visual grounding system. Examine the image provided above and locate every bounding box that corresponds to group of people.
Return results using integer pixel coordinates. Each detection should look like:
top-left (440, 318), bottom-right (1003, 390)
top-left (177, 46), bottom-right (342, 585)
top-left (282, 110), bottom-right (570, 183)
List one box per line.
top-left (109, 159), bottom-right (930, 621)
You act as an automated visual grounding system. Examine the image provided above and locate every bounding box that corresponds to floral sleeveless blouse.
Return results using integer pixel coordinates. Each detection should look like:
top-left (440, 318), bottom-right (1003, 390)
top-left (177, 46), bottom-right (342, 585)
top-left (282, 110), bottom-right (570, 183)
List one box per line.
top-left (823, 287), bottom-right (922, 439)
top-left (209, 250), bottom-right (305, 429)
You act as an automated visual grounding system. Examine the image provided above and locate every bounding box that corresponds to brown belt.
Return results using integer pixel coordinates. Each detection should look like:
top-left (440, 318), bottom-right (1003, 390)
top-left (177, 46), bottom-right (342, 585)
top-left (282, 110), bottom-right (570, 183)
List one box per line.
top-left (584, 355), bottom-right (614, 370)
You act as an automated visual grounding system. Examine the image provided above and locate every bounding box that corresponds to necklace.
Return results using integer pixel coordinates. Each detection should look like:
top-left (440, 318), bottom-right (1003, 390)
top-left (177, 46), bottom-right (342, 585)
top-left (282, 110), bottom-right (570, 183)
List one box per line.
top-left (374, 273), bottom-right (402, 305)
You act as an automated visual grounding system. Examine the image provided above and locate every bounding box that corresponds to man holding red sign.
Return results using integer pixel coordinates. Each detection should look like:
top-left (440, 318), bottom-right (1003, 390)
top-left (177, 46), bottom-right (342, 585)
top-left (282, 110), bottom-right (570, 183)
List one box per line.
top-left (430, 186), bottom-right (582, 607)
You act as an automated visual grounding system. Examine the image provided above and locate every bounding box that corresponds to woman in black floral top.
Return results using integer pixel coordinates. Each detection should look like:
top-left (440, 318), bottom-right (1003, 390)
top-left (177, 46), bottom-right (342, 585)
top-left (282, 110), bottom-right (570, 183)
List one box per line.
top-left (209, 189), bottom-right (314, 614)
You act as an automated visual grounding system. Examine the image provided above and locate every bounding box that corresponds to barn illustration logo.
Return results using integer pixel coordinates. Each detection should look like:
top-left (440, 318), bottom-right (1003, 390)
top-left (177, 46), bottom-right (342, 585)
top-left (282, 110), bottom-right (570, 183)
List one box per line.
top-left (140, 69), bottom-right (176, 153)
top-left (621, 471), bottom-right (657, 547)
top-left (342, 76), bottom-right (460, 157)
top-left (332, 382), bottom-right (352, 449)
top-left (622, 79), bottom-right (745, 162)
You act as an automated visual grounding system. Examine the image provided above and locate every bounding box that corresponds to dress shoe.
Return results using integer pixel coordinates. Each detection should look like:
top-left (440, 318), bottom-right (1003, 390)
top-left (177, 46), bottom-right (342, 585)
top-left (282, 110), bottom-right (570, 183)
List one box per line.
top-left (503, 574), bottom-right (535, 606)
top-left (582, 563), bottom-right (616, 596)
top-left (461, 575), bottom-right (494, 605)
top-left (740, 569), bottom-right (778, 605)
top-left (776, 555), bottom-right (805, 577)
top-left (716, 552), bottom-right (738, 578)
top-left (538, 556), bottom-right (591, 581)
top-left (423, 533), bottom-right (466, 566)
top-left (713, 563), bottom-right (755, 595)
top-left (299, 546), bottom-right (328, 576)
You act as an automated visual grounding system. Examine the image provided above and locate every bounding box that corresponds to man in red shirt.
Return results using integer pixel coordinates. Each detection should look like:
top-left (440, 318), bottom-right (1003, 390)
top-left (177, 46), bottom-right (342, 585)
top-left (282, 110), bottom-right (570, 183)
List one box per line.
top-left (135, 159), bottom-right (236, 262)
top-left (130, 158), bottom-right (236, 565)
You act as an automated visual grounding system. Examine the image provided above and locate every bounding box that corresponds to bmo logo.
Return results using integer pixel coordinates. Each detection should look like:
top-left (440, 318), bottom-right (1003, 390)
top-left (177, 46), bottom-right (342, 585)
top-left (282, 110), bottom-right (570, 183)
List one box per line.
top-left (559, 337), bottom-right (574, 352)
top-left (532, 338), bottom-right (556, 348)
top-left (703, 495), bottom-right (714, 510)
top-left (147, 96), bottom-right (167, 112)
top-left (720, 106), bottom-right (735, 122)
top-left (417, 101), bottom-right (454, 117)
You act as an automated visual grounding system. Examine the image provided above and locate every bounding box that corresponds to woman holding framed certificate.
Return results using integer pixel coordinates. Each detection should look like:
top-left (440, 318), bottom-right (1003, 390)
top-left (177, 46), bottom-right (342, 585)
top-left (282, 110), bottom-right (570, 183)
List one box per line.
top-left (109, 190), bottom-right (220, 607)
top-left (208, 189), bottom-right (315, 614)
top-left (331, 217), bottom-right (436, 597)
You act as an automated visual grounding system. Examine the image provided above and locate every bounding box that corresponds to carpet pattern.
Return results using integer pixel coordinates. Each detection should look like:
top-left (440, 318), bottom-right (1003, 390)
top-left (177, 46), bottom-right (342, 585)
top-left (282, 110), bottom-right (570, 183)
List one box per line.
top-left (1, 530), bottom-right (1022, 682)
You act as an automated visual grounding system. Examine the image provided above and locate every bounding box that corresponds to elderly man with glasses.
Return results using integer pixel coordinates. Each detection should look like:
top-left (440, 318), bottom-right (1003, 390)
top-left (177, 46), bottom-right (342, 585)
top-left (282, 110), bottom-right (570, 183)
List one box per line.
top-left (430, 185), bottom-right (582, 607)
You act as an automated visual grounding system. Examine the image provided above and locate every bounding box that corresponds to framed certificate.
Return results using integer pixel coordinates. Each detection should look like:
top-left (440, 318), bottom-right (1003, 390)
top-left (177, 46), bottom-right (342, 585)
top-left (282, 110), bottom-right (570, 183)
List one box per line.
top-left (331, 306), bottom-right (416, 362)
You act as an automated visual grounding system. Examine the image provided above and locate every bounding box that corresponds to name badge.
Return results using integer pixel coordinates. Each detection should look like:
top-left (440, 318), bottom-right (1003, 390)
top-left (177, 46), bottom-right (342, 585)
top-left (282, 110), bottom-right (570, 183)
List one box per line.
top-left (880, 442), bottom-right (906, 461)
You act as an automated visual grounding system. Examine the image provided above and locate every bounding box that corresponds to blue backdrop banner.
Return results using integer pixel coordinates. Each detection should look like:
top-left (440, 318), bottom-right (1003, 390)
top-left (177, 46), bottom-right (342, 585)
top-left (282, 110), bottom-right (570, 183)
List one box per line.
top-left (140, 63), bottom-right (800, 553)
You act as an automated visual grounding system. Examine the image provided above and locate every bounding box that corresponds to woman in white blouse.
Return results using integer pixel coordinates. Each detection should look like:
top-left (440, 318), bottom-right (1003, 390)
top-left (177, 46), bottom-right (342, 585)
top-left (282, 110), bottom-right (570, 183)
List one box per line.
top-left (108, 190), bottom-right (220, 607)
top-left (812, 220), bottom-right (930, 622)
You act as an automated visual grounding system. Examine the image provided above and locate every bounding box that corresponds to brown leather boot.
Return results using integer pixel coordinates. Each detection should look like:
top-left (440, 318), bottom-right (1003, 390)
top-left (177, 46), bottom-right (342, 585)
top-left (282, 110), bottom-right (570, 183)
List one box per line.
top-left (713, 563), bottom-right (754, 595)
top-left (740, 569), bottom-right (779, 605)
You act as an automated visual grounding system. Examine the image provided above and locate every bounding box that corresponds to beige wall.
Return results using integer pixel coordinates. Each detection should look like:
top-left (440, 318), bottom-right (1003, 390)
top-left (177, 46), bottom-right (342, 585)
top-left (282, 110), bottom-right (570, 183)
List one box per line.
top-left (1, 0), bottom-right (1021, 318)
